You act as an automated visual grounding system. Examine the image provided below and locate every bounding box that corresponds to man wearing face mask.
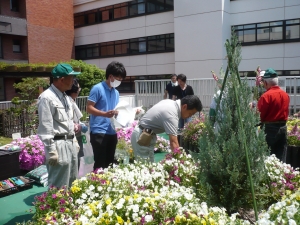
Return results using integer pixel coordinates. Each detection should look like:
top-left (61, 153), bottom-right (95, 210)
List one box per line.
top-left (164, 74), bottom-right (177, 99)
top-left (87, 61), bottom-right (127, 170)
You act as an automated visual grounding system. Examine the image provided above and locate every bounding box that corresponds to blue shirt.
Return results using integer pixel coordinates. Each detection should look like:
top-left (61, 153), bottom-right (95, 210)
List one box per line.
top-left (88, 81), bottom-right (119, 135)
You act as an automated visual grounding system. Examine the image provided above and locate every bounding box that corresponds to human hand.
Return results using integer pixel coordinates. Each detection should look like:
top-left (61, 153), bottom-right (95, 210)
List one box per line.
top-left (106, 110), bottom-right (116, 118)
top-left (48, 150), bottom-right (58, 166)
top-left (135, 109), bottom-right (141, 115)
top-left (74, 123), bottom-right (82, 134)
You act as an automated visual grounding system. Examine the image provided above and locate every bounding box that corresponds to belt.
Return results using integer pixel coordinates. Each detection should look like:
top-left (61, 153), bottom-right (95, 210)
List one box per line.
top-left (139, 125), bottom-right (154, 134)
top-left (263, 121), bottom-right (286, 124)
top-left (53, 135), bottom-right (74, 140)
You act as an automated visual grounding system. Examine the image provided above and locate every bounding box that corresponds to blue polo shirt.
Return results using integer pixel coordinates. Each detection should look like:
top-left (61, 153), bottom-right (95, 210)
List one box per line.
top-left (88, 81), bottom-right (119, 135)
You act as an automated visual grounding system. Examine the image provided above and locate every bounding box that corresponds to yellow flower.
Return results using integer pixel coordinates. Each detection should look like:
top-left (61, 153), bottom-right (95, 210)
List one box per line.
top-left (75, 221), bottom-right (81, 225)
top-left (105, 219), bottom-right (110, 224)
top-left (70, 186), bottom-right (81, 193)
top-left (106, 180), bottom-right (110, 185)
top-left (116, 215), bottom-right (124, 224)
top-left (208, 218), bottom-right (216, 225)
top-left (175, 215), bottom-right (181, 223)
top-left (201, 219), bottom-right (207, 225)
top-left (133, 194), bottom-right (139, 199)
top-left (106, 198), bottom-right (112, 205)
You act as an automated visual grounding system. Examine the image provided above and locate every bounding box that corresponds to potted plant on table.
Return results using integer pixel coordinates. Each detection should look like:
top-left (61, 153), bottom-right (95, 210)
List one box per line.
top-left (10, 135), bottom-right (45, 171)
top-left (286, 117), bottom-right (300, 168)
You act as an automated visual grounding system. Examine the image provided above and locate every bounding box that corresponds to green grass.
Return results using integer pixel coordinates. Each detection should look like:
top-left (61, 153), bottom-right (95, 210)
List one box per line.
top-left (0, 136), bottom-right (13, 145)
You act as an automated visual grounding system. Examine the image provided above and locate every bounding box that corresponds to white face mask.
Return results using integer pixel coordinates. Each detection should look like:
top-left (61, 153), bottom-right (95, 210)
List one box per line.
top-left (110, 79), bottom-right (121, 88)
top-left (172, 81), bottom-right (178, 86)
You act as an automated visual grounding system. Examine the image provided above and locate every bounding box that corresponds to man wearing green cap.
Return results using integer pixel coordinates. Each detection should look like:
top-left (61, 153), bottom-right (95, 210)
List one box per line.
top-left (37, 63), bottom-right (81, 188)
top-left (257, 68), bottom-right (290, 162)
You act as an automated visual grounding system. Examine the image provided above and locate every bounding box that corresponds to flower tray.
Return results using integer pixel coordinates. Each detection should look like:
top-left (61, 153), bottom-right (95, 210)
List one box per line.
top-left (0, 178), bottom-right (35, 198)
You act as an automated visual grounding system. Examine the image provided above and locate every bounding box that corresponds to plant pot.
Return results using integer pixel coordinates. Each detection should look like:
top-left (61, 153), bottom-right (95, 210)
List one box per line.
top-left (19, 66), bottom-right (32, 72)
top-left (286, 146), bottom-right (300, 169)
top-left (5, 65), bottom-right (17, 72)
top-left (35, 66), bottom-right (46, 72)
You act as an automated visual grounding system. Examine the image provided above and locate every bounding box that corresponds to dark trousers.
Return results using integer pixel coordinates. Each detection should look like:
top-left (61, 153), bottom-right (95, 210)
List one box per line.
top-left (90, 133), bottom-right (117, 170)
top-left (264, 124), bottom-right (287, 163)
top-left (76, 135), bottom-right (84, 170)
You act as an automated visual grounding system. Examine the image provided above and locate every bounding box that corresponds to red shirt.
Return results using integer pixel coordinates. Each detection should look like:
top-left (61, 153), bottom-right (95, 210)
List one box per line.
top-left (257, 86), bottom-right (290, 122)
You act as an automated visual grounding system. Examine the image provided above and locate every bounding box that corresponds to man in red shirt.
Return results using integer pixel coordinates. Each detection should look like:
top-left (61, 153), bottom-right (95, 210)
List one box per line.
top-left (257, 68), bottom-right (290, 162)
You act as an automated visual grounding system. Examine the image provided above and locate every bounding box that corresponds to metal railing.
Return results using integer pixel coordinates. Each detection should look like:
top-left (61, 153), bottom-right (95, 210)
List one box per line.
top-left (134, 77), bottom-right (300, 115)
top-left (0, 77), bottom-right (299, 115)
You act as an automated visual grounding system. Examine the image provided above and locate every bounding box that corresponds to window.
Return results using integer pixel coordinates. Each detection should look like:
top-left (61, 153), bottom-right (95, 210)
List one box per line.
top-left (114, 3), bottom-right (128, 19)
top-left (10, 0), bottom-right (19, 12)
top-left (13, 40), bottom-right (21, 53)
top-left (74, 0), bottom-right (173, 28)
top-left (129, 0), bottom-right (145, 16)
top-left (233, 19), bottom-right (300, 46)
top-left (75, 33), bottom-right (174, 60)
top-left (147, 0), bottom-right (164, 13)
top-left (286, 19), bottom-right (300, 39)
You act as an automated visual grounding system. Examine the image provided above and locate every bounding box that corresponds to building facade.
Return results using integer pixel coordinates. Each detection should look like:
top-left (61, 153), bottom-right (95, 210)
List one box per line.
top-left (74, 0), bottom-right (300, 93)
top-left (0, 0), bottom-right (75, 100)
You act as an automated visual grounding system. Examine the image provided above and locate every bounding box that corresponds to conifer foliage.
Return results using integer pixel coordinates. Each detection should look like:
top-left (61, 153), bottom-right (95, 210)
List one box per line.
top-left (195, 32), bottom-right (270, 213)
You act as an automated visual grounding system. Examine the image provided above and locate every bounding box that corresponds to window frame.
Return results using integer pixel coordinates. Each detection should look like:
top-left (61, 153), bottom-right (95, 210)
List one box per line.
top-left (75, 33), bottom-right (174, 60)
top-left (10, 0), bottom-right (19, 12)
top-left (74, 0), bottom-right (174, 28)
top-left (12, 39), bottom-right (21, 53)
top-left (233, 18), bottom-right (300, 46)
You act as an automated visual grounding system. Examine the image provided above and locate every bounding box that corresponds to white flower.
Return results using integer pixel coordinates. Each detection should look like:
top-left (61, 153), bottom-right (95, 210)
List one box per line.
top-left (144, 215), bottom-right (153, 222)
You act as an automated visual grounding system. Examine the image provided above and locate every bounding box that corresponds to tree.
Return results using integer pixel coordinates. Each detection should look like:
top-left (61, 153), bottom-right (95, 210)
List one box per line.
top-left (194, 31), bottom-right (270, 215)
top-left (69, 59), bottom-right (105, 96)
top-left (9, 77), bottom-right (49, 135)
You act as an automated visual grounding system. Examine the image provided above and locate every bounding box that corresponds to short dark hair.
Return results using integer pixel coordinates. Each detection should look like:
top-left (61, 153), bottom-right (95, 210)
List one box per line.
top-left (106, 61), bottom-right (127, 79)
top-left (65, 78), bottom-right (79, 96)
top-left (181, 95), bottom-right (203, 111)
top-left (177, 74), bottom-right (187, 82)
top-left (171, 74), bottom-right (177, 79)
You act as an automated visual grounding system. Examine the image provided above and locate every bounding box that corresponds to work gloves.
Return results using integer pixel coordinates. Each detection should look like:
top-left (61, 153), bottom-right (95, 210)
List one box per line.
top-left (48, 150), bottom-right (59, 166)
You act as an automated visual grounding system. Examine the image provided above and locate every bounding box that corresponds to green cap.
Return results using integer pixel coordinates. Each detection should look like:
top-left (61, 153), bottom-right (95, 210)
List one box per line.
top-left (51, 63), bottom-right (81, 78)
top-left (263, 68), bottom-right (277, 79)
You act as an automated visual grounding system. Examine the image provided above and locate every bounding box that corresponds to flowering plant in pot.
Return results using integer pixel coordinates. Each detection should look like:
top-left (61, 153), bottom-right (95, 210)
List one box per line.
top-left (11, 135), bottom-right (45, 171)
top-left (181, 117), bottom-right (205, 146)
top-left (287, 118), bottom-right (300, 147)
top-left (154, 136), bottom-right (170, 153)
top-left (115, 121), bottom-right (137, 163)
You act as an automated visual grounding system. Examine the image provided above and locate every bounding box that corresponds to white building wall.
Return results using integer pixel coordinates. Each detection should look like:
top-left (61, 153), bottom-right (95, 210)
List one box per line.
top-left (74, 0), bottom-right (300, 78)
top-left (230, 0), bottom-right (300, 72)
top-left (174, 0), bottom-right (230, 78)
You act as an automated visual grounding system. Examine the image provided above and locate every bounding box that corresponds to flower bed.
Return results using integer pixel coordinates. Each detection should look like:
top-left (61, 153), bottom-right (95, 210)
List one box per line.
top-left (18, 149), bottom-right (300, 224)
top-left (10, 135), bottom-right (45, 171)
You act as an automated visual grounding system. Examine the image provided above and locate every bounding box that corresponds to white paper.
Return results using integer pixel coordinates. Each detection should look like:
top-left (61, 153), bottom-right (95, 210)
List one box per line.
top-left (12, 132), bottom-right (21, 140)
top-left (112, 101), bottom-right (135, 128)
